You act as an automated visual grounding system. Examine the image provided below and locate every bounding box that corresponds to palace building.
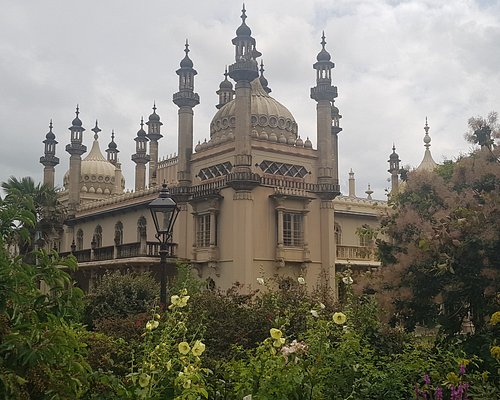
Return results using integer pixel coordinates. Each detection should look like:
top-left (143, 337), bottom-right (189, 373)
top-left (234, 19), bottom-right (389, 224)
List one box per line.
top-left (39, 7), bottom-right (436, 294)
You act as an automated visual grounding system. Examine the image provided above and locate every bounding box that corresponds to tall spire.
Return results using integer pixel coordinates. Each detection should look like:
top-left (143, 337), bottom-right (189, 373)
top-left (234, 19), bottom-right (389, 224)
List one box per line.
top-left (174, 41), bottom-right (199, 187)
top-left (388, 143), bottom-right (401, 195)
top-left (132, 117), bottom-right (151, 191)
top-left (416, 117), bottom-right (438, 172)
top-left (40, 119), bottom-right (60, 188)
top-left (66, 106), bottom-right (87, 212)
top-left (146, 103), bottom-right (163, 187)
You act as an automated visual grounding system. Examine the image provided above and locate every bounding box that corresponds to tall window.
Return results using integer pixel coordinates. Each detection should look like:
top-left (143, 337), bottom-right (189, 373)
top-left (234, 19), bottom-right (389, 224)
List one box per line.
top-left (115, 221), bottom-right (123, 245)
top-left (76, 229), bottom-right (83, 250)
top-left (283, 212), bottom-right (303, 247)
top-left (94, 225), bottom-right (103, 248)
top-left (137, 216), bottom-right (147, 241)
top-left (196, 214), bottom-right (211, 248)
top-left (334, 223), bottom-right (342, 245)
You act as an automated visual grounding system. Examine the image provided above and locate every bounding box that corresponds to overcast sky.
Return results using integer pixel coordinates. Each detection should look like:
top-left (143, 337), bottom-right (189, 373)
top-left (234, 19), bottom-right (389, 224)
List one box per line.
top-left (1, 0), bottom-right (499, 199)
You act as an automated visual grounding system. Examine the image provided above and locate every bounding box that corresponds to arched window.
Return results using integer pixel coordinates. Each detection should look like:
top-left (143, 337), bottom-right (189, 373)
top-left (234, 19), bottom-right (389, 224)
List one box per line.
top-left (76, 229), bottom-right (83, 250)
top-left (94, 225), bottom-right (103, 248)
top-left (334, 223), bottom-right (342, 245)
top-left (137, 216), bottom-right (147, 241)
top-left (114, 221), bottom-right (123, 245)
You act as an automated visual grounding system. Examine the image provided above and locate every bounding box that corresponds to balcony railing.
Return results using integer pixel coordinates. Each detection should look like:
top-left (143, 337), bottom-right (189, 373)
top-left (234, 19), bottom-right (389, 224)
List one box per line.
top-left (336, 245), bottom-right (376, 261)
top-left (59, 241), bottom-right (178, 263)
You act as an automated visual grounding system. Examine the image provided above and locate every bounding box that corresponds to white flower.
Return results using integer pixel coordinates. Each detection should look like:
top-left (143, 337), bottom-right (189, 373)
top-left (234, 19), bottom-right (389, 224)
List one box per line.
top-left (146, 320), bottom-right (159, 331)
top-left (319, 302), bottom-right (326, 310)
top-left (257, 277), bottom-right (264, 285)
top-left (310, 309), bottom-right (319, 318)
top-left (297, 277), bottom-right (306, 285)
top-left (342, 276), bottom-right (353, 285)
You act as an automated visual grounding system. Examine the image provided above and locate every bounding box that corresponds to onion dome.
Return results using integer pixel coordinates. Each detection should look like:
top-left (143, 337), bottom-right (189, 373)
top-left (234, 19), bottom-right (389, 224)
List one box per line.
top-left (108, 130), bottom-right (117, 149)
top-left (304, 137), bottom-right (312, 148)
top-left (63, 121), bottom-right (124, 196)
top-left (148, 102), bottom-right (160, 122)
top-left (389, 144), bottom-right (399, 160)
top-left (46, 120), bottom-right (56, 140)
top-left (296, 136), bottom-right (304, 147)
top-left (236, 5), bottom-right (252, 37)
top-left (219, 67), bottom-right (233, 90)
top-left (210, 78), bottom-right (297, 140)
top-left (137, 117), bottom-right (147, 137)
top-left (180, 40), bottom-right (194, 68)
top-left (71, 105), bottom-right (83, 127)
top-left (316, 31), bottom-right (331, 61)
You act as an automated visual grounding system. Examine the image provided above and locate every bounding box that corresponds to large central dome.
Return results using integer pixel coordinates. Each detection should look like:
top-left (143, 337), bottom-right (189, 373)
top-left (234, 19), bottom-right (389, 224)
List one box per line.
top-left (210, 78), bottom-right (298, 139)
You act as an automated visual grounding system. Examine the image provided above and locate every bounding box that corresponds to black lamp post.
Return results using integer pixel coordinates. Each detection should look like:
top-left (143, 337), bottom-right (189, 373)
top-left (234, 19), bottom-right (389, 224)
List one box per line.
top-left (148, 183), bottom-right (179, 305)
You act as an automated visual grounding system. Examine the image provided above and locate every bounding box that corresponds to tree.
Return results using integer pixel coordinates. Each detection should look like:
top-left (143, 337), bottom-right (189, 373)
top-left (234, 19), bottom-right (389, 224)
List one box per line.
top-left (1, 176), bottom-right (64, 255)
top-left (367, 143), bottom-right (500, 336)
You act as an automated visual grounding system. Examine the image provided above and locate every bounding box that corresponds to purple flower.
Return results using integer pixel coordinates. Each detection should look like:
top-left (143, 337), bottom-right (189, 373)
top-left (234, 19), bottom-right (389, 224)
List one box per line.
top-left (423, 374), bottom-right (431, 385)
top-left (435, 386), bottom-right (443, 400)
top-left (459, 364), bottom-right (466, 375)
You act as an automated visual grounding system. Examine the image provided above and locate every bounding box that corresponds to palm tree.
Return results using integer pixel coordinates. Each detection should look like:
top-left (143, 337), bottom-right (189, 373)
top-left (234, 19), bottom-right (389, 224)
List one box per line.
top-left (1, 176), bottom-right (65, 255)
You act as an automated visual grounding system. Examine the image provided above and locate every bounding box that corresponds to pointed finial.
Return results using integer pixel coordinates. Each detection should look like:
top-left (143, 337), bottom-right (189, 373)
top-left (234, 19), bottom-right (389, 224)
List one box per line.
top-left (423, 117), bottom-right (431, 149)
top-left (184, 39), bottom-right (189, 55)
top-left (111, 129), bottom-right (115, 142)
top-left (91, 120), bottom-right (101, 140)
top-left (152, 102), bottom-right (157, 113)
top-left (224, 66), bottom-right (229, 79)
top-left (392, 143), bottom-right (396, 152)
top-left (75, 104), bottom-right (80, 117)
top-left (140, 117), bottom-right (144, 128)
top-left (424, 117), bottom-right (429, 133)
top-left (49, 119), bottom-right (53, 131)
top-left (260, 59), bottom-right (265, 75)
top-left (321, 31), bottom-right (326, 49)
top-left (241, 3), bottom-right (247, 22)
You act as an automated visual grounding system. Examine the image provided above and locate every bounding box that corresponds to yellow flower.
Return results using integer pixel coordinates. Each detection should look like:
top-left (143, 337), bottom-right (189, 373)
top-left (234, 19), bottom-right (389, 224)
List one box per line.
top-left (170, 295), bottom-right (180, 305)
top-left (180, 288), bottom-right (188, 296)
top-left (273, 337), bottom-right (285, 348)
top-left (138, 373), bottom-right (151, 388)
top-left (490, 311), bottom-right (500, 325)
top-left (270, 328), bottom-right (283, 340)
top-left (192, 340), bottom-right (206, 357)
top-left (183, 379), bottom-right (192, 389)
top-left (491, 346), bottom-right (500, 360)
top-left (146, 320), bottom-right (159, 331)
top-left (178, 341), bottom-right (191, 355)
top-left (177, 295), bottom-right (190, 308)
top-left (297, 277), bottom-right (306, 285)
top-left (333, 312), bottom-right (347, 325)
top-left (446, 372), bottom-right (460, 385)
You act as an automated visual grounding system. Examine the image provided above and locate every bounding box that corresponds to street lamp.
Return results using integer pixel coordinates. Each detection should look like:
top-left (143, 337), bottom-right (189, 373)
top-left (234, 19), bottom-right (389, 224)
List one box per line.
top-left (148, 183), bottom-right (179, 304)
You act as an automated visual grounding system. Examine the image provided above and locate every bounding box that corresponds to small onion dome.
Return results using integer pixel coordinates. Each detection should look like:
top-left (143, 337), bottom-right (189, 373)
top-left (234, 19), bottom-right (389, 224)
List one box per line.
top-left (389, 144), bottom-right (399, 160)
top-left (72, 105), bottom-right (83, 127)
top-left (260, 130), bottom-right (268, 140)
top-left (278, 132), bottom-right (287, 144)
top-left (269, 131), bottom-right (278, 142)
top-left (287, 135), bottom-right (295, 145)
top-left (46, 120), bottom-right (56, 140)
top-left (304, 137), bottom-right (313, 148)
top-left (296, 136), bottom-right (304, 147)
top-left (236, 5), bottom-right (251, 36)
top-left (219, 68), bottom-right (233, 89)
top-left (108, 130), bottom-right (117, 149)
top-left (195, 141), bottom-right (201, 152)
top-left (316, 32), bottom-right (331, 61)
top-left (137, 118), bottom-right (147, 137)
top-left (180, 40), bottom-right (194, 68)
top-left (148, 103), bottom-right (160, 122)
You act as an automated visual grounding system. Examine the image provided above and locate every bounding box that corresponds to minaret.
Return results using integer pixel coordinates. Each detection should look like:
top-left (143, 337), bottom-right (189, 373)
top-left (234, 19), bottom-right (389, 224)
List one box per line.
top-left (65, 106), bottom-right (86, 212)
top-left (228, 5), bottom-right (261, 180)
top-left (40, 120), bottom-right (59, 188)
top-left (146, 103), bottom-right (163, 187)
top-left (311, 32), bottom-right (339, 193)
top-left (388, 144), bottom-right (401, 195)
top-left (105, 129), bottom-right (119, 165)
top-left (106, 129), bottom-right (122, 194)
top-left (259, 60), bottom-right (271, 94)
top-left (310, 33), bottom-right (339, 295)
top-left (416, 118), bottom-right (438, 172)
top-left (348, 169), bottom-right (355, 197)
top-left (173, 40), bottom-right (200, 187)
top-left (216, 67), bottom-right (234, 109)
top-left (131, 118), bottom-right (150, 191)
